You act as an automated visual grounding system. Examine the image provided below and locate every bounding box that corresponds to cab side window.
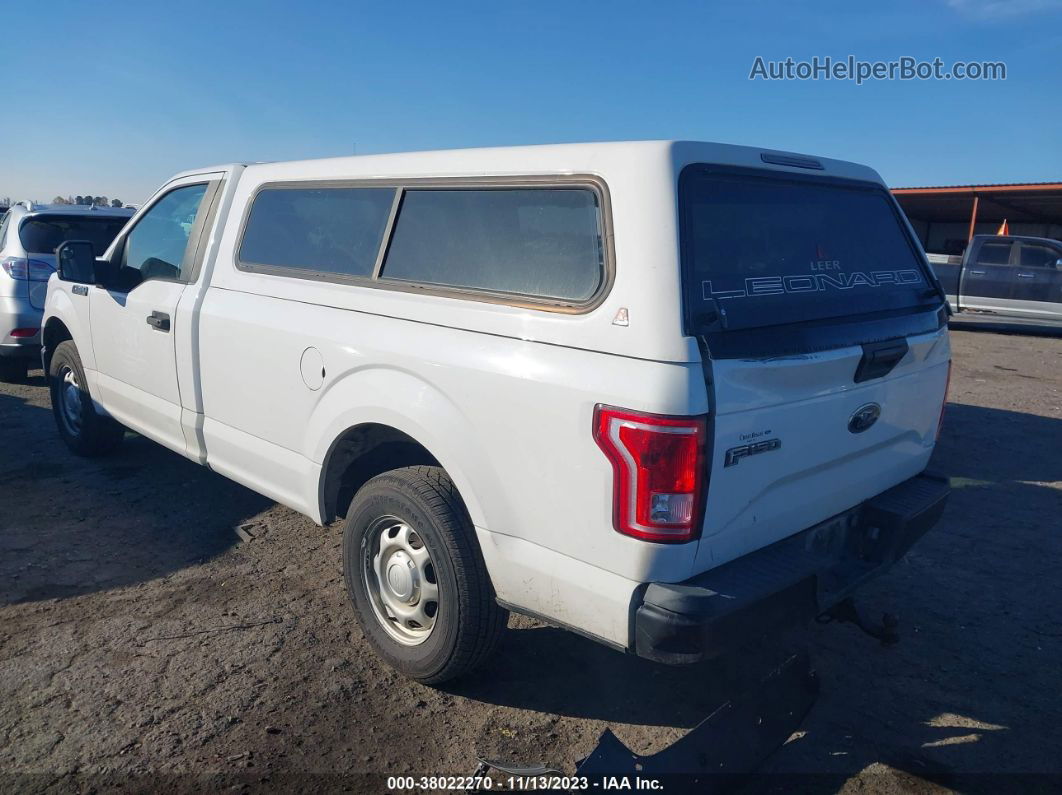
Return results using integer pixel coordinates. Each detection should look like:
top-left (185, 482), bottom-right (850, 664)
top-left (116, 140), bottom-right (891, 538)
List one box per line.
top-left (1019, 243), bottom-right (1061, 269)
top-left (975, 242), bottom-right (1012, 266)
top-left (119, 184), bottom-right (209, 288)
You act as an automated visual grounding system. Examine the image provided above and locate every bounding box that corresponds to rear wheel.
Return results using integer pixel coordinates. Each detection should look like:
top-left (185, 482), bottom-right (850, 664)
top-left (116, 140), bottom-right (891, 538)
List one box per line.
top-left (48, 341), bottom-right (124, 457)
top-left (342, 466), bottom-right (507, 683)
top-left (0, 358), bottom-right (28, 383)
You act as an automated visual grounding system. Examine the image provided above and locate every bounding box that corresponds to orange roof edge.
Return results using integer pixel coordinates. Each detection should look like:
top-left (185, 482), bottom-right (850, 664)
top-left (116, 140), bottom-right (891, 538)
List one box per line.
top-left (892, 183), bottom-right (1062, 195)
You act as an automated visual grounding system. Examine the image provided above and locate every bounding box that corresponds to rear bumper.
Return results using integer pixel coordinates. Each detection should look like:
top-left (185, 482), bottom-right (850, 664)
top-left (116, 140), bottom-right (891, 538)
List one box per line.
top-left (0, 294), bottom-right (42, 359)
top-left (0, 341), bottom-right (41, 359)
top-left (633, 471), bottom-right (949, 664)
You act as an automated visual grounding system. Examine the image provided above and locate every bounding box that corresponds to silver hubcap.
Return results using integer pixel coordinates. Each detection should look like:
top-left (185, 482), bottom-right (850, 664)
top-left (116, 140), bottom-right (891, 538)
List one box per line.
top-left (58, 366), bottom-right (83, 437)
top-left (363, 516), bottom-right (439, 645)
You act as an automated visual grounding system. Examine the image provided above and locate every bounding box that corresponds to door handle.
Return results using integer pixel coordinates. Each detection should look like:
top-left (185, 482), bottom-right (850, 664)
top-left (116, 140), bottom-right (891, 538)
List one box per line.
top-left (1016, 273), bottom-right (1035, 278)
top-left (967, 269), bottom-right (986, 275)
top-left (146, 311), bottom-right (171, 332)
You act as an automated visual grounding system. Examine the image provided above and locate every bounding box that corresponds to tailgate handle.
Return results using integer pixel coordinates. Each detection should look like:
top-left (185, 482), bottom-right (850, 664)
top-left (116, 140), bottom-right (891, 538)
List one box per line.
top-left (854, 338), bottom-right (909, 383)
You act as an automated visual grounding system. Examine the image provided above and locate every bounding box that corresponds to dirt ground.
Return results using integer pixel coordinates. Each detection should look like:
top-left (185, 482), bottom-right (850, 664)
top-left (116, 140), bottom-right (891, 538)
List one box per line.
top-left (1, 329), bottom-right (1060, 794)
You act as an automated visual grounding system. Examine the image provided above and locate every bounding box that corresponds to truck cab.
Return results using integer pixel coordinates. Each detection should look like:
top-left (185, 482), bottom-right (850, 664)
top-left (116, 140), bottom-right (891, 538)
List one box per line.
top-left (933, 234), bottom-right (1062, 323)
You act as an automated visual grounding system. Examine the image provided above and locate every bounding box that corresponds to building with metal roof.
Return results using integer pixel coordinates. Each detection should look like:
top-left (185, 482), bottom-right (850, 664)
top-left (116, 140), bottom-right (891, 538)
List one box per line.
top-left (892, 182), bottom-right (1062, 255)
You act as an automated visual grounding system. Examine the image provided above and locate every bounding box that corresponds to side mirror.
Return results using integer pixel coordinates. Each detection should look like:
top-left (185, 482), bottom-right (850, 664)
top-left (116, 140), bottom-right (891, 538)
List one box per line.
top-left (56, 240), bottom-right (98, 284)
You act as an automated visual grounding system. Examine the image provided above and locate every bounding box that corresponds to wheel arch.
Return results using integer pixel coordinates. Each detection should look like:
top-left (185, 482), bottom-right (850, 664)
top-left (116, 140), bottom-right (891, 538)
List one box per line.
top-left (310, 377), bottom-right (501, 532)
top-left (318, 422), bottom-right (441, 523)
top-left (42, 287), bottom-right (93, 374)
top-left (42, 315), bottom-right (73, 374)
top-left (307, 366), bottom-right (505, 534)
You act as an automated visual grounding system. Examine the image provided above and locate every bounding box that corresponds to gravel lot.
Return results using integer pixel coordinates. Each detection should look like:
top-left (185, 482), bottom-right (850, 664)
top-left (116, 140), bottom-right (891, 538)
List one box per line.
top-left (1, 329), bottom-right (1060, 793)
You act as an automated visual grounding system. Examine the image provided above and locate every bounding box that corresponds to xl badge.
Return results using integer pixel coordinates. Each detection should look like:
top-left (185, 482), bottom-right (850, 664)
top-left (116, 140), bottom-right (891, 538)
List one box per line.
top-left (848, 403), bottom-right (881, 434)
top-left (725, 437), bottom-right (781, 467)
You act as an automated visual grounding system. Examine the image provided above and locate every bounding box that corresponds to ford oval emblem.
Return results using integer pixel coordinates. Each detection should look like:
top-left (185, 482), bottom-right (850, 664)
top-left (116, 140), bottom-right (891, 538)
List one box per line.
top-left (848, 403), bottom-right (881, 434)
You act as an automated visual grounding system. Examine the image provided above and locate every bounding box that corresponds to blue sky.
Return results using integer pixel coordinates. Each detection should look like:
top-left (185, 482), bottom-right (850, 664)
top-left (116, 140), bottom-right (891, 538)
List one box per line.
top-left (3, 0), bottom-right (1061, 203)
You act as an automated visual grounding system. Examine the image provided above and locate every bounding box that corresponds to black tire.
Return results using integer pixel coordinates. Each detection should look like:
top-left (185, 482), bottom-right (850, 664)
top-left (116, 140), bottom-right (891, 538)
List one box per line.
top-left (343, 466), bottom-right (507, 684)
top-left (0, 357), bottom-right (28, 383)
top-left (48, 340), bottom-right (124, 457)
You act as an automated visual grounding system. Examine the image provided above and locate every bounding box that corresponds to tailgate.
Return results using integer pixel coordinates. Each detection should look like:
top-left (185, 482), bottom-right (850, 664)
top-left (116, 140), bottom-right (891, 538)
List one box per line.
top-left (678, 162), bottom-right (951, 574)
top-left (695, 329), bottom-right (950, 571)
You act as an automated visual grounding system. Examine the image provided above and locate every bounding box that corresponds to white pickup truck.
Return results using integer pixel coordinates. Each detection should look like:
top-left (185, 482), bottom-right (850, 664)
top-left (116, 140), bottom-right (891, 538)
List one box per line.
top-left (43, 142), bottom-right (951, 683)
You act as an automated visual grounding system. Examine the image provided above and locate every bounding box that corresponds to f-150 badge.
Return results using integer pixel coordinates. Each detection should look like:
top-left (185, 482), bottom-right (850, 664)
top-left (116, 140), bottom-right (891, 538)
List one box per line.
top-left (725, 437), bottom-right (782, 467)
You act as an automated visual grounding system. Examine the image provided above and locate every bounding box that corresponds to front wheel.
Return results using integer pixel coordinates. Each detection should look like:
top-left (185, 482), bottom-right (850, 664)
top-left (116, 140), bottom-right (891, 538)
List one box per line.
top-left (342, 466), bottom-right (507, 684)
top-left (48, 340), bottom-right (124, 457)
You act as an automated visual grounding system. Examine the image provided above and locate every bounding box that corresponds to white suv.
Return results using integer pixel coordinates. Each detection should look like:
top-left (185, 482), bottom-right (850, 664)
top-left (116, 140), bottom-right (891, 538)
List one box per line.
top-left (42, 142), bottom-right (951, 683)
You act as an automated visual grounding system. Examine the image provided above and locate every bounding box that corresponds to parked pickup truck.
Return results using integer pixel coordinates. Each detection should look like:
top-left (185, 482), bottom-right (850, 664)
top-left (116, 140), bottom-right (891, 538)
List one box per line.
top-left (930, 234), bottom-right (1062, 324)
top-left (43, 142), bottom-right (951, 683)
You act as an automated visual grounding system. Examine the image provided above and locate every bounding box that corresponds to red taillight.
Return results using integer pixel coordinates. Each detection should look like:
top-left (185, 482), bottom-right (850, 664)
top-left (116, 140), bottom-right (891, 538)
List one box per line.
top-left (936, 360), bottom-right (952, 441)
top-left (10, 328), bottom-right (39, 338)
top-left (1, 257), bottom-right (54, 281)
top-left (593, 405), bottom-right (708, 543)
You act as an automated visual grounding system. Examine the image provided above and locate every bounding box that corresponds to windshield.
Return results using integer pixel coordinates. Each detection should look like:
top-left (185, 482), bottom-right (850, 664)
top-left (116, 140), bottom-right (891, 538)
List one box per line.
top-left (18, 215), bottom-right (129, 256)
top-left (682, 168), bottom-right (937, 333)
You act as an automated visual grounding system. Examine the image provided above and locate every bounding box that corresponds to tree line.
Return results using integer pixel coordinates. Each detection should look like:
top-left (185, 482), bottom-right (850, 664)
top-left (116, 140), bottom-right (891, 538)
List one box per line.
top-left (0, 195), bottom-right (127, 210)
top-left (51, 195), bottom-right (126, 208)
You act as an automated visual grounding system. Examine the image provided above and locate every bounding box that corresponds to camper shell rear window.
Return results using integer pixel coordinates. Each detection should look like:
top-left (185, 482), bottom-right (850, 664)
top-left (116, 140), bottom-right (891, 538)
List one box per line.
top-left (680, 166), bottom-right (939, 337)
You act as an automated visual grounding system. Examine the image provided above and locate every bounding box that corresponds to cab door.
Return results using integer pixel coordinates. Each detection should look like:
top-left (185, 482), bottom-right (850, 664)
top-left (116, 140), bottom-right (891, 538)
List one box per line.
top-left (89, 177), bottom-right (219, 455)
top-left (959, 239), bottom-right (1016, 313)
top-left (1011, 240), bottom-right (1062, 321)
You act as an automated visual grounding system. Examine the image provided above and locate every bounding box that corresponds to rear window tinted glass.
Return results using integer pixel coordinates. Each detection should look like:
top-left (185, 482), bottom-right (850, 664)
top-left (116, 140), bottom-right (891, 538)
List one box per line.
top-left (19, 215), bottom-right (129, 255)
top-left (682, 170), bottom-right (934, 331)
top-left (240, 187), bottom-right (395, 278)
top-left (381, 188), bottom-right (604, 302)
top-left (977, 242), bottom-right (1012, 265)
top-left (1019, 243), bottom-right (1059, 268)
